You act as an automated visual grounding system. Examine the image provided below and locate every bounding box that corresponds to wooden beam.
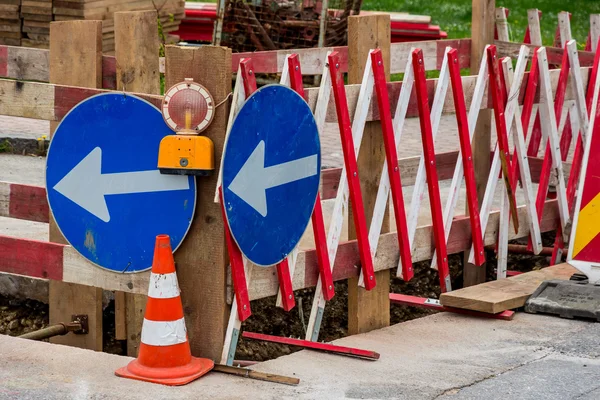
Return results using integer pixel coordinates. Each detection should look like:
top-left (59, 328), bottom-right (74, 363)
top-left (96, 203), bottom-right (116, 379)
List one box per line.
top-left (495, 40), bottom-right (596, 66)
top-left (114, 10), bottom-right (161, 357)
top-left (165, 45), bottom-right (232, 361)
top-left (0, 198), bottom-right (559, 299)
top-left (439, 263), bottom-right (578, 313)
top-left (346, 13), bottom-right (391, 336)
top-left (0, 64), bottom-right (591, 123)
top-left (0, 39), bottom-right (472, 86)
top-left (48, 20), bottom-right (104, 352)
top-left (466, 0), bottom-right (495, 287)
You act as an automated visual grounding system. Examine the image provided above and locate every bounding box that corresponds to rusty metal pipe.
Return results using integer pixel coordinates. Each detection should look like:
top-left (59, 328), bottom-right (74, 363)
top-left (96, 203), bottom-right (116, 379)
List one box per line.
top-left (485, 244), bottom-right (554, 256)
top-left (19, 324), bottom-right (69, 341)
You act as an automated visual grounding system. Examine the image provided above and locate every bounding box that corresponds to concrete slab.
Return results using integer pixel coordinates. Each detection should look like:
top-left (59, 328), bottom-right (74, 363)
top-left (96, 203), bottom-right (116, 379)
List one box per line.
top-left (0, 312), bottom-right (598, 399)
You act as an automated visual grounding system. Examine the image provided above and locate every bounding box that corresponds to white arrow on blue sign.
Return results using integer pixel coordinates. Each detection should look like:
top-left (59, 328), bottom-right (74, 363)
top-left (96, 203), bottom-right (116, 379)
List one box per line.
top-left (46, 93), bottom-right (196, 273)
top-left (222, 85), bottom-right (321, 267)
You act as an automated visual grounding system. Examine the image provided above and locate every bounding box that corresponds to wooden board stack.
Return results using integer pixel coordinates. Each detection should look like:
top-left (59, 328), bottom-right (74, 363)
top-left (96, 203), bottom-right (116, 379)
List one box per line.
top-left (53, 0), bottom-right (185, 53)
top-left (21, 0), bottom-right (53, 48)
top-left (0, 0), bottom-right (22, 46)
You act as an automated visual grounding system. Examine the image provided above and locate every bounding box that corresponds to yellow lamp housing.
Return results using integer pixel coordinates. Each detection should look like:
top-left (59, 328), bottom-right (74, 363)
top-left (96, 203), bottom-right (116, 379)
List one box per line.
top-left (158, 135), bottom-right (214, 176)
top-left (158, 78), bottom-right (216, 176)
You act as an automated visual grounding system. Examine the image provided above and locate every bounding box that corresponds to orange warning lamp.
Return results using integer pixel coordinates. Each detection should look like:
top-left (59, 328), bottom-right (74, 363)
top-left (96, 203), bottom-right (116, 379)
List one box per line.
top-left (158, 78), bottom-right (215, 176)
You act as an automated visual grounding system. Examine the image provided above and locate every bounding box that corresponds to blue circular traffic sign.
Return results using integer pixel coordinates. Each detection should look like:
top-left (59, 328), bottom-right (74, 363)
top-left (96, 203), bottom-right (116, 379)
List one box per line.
top-left (46, 93), bottom-right (196, 273)
top-left (222, 85), bottom-right (321, 266)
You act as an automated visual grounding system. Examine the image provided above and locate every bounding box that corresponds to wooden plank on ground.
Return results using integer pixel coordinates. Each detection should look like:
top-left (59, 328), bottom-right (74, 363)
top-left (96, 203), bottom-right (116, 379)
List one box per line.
top-left (439, 263), bottom-right (578, 313)
top-left (48, 20), bottom-right (104, 352)
top-left (346, 13), bottom-right (391, 336)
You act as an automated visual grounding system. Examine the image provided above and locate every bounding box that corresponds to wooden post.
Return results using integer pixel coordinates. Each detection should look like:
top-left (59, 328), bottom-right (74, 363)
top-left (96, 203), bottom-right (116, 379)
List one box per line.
top-left (465, 0), bottom-right (495, 287)
top-left (347, 13), bottom-right (391, 335)
top-left (165, 45), bottom-right (232, 361)
top-left (48, 21), bottom-right (103, 351)
top-left (114, 9), bottom-right (161, 357)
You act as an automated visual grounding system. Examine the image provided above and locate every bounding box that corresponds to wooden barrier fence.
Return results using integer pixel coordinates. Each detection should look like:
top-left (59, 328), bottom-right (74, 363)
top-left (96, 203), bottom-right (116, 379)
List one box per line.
top-left (0, 3), bottom-right (599, 363)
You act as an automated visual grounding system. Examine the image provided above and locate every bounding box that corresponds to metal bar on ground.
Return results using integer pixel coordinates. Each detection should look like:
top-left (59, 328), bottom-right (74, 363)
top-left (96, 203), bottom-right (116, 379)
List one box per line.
top-left (389, 293), bottom-right (514, 321)
top-left (411, 48), bottom-right (451, 292)
top-left (242, 332), bottom-right (380, 360)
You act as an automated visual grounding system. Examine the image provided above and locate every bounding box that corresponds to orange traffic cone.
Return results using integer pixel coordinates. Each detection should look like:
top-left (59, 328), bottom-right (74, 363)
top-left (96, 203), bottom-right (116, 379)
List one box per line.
top-left (115, 234), bottom-right (214, 386)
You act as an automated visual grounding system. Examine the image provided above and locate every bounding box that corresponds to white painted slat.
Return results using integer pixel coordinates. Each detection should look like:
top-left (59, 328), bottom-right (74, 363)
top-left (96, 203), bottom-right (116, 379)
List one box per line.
top-left (497, 52), bottom-right (544, 276)
top-left (214, 67), bottom-right (246, 203)
top-left (591, 15), bottom-right (600, 53)
top-left (467, 47), bottom-right (532, 264)
top-left (558, 11), bottom-right (573, 48)
top-left (537, 47), bottom-right (571, 233)
top-left (364, 51), bottom-right (415, 280)
top-left (495, 8), bottom-right (510, 42)
top-left (566, 40), bottom-right (591, 145)
top-left (433, 47), bottom-right (489, 271)
top-left (305, 56), bottom-right (373, 341)
top-left (527, 9), bottom-right (543, 46)
top-left (406, 48), bottom-right (451, 263)
top-left (505, 51), bottom-right (543, 254)
top-left (497, 186), bottom-right (509, 279)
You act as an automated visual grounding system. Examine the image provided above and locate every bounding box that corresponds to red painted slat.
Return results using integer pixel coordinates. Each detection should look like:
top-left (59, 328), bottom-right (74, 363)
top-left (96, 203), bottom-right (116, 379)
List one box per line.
top-left (447, 49), bottom-right (485, 266)
top-left (242, 331), bottom-right (380, 360)
top-left (288, 54), bottom-right (334, 301)
top-left (371, 49), bottom-right (413, 281)
top-left (486, 45), bottom-right (519, 232)
top-left (102, 55), bottom-right (117, 90)
top-left (412, 48), bottom-right (451, 292)
top-left (0, 235), bottom-right (64, 280)
top-left (328, 51), bottom-right (375, 290)
top-left (9, 183), bottom-right (49, 223)
top-left (0, 46), bottom-right (7, 78)
top-left (220, 188), bottom-right (251, 321)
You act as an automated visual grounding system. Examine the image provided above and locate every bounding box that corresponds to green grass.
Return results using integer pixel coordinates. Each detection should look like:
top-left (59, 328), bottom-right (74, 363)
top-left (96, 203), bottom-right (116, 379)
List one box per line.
top-left (363, 0), bottom-right (600, 46)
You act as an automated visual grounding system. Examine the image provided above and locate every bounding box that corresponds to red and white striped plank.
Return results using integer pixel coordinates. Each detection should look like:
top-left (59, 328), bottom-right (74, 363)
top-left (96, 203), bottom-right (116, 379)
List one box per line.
top-left (389, 293), bottom-right (515, 320)
top-left (0, 235), bottom-right (149, 294)
top-left (0, 181), bottom-right (49, 223)
top-left (405, 47), bottom-right (450, 275)
top-left (367, 49), bottom-right (415, 283)
top-left (247, 199), bottom-right (561, 302)
top-left (367, 49), bottom-right (413, 283)
top-left (412, 48), bottom-right (451, 292)
top-left (443, 48), bottom-right (486, 268)
top-left (1, 59), bottom-right (594, 125)
top-left (242, 331), bottom-right (380, 360)
top-left (497, 54), bottom-right (544, 278)
top-left (305, 51), bottom-right (376, 341)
